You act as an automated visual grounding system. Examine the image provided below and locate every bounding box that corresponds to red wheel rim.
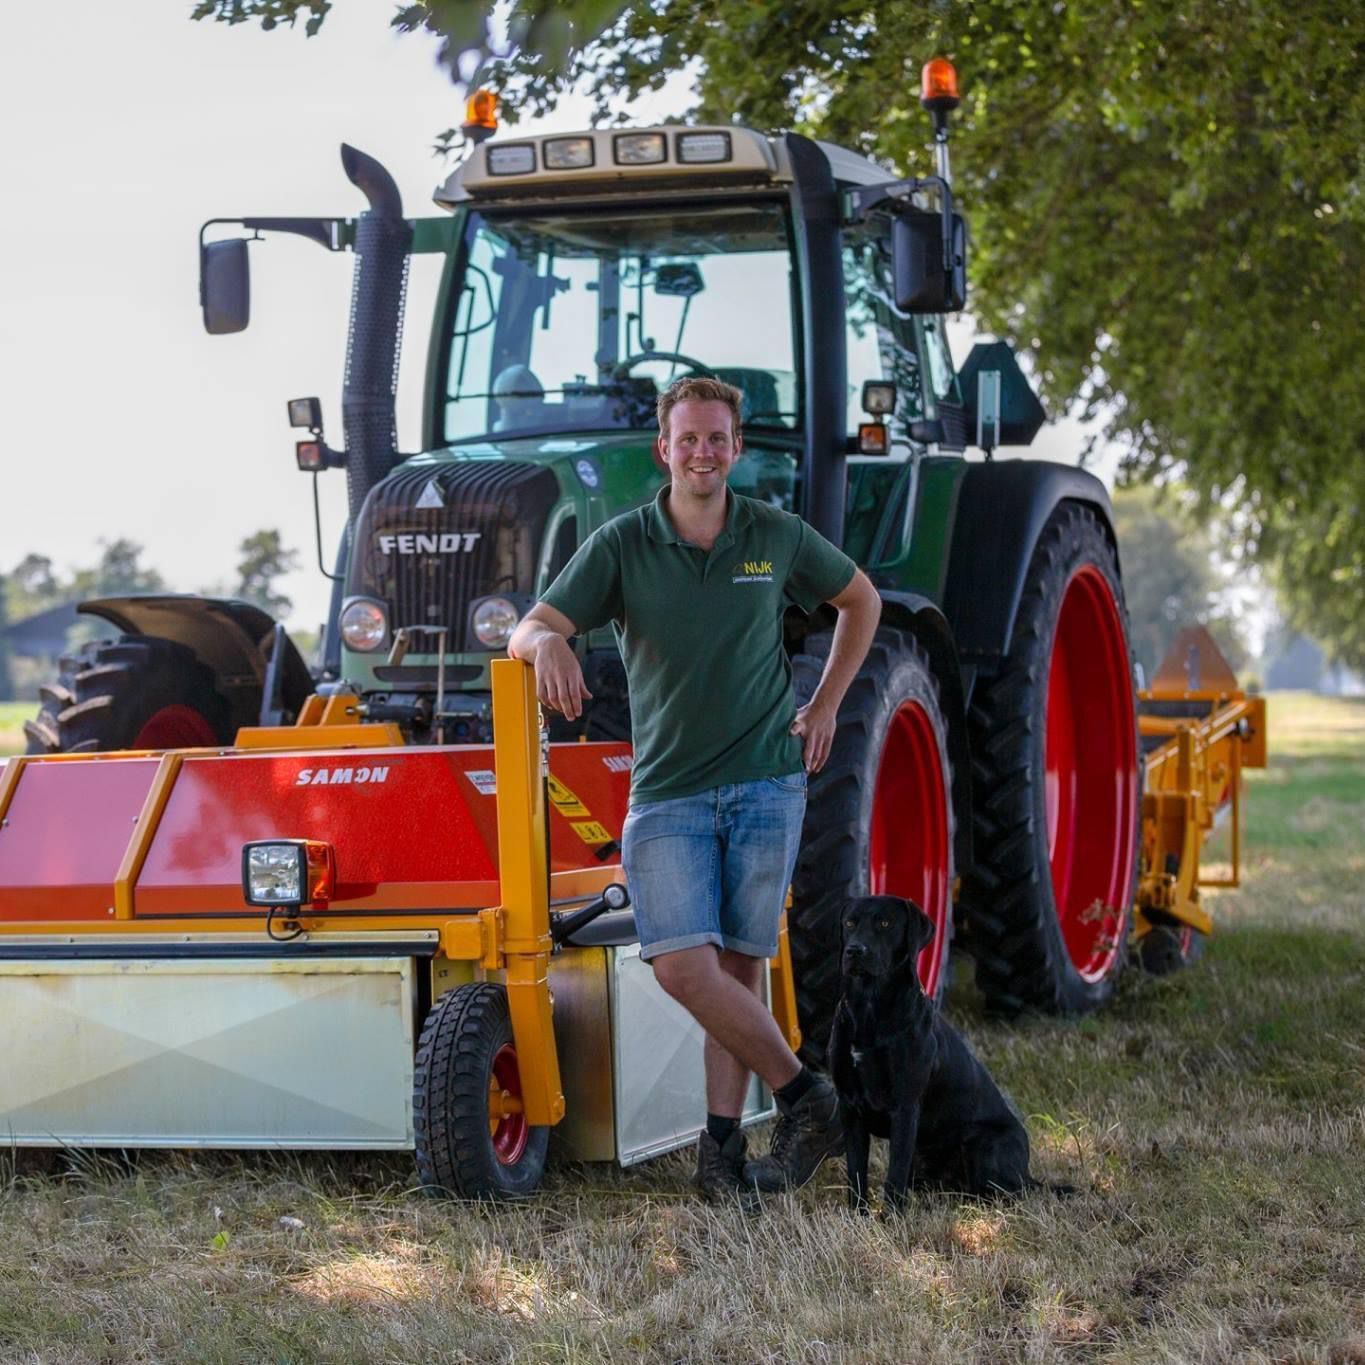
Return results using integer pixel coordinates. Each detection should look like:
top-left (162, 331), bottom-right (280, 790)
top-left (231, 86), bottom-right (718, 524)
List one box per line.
top-left (1045, 565), bottom-right (1139, 981)
top-left (868, 701), bottom-right (952, 997)
top-left (133, 705), bottom-right (219, 749)
top-left (488, 1043), bottom-right (529, 1166)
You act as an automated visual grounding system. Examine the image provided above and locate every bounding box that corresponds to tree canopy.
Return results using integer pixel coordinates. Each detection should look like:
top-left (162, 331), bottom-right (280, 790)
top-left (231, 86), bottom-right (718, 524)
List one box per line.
top-left (192, 0), bottom-right (1365, 667)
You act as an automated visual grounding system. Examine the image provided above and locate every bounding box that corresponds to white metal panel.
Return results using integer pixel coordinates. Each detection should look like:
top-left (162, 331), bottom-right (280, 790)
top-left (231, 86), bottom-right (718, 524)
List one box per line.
top-left (611, 943), bottom-right (774, 1166)
top-left (0, 957), bottom-right (416, 1148)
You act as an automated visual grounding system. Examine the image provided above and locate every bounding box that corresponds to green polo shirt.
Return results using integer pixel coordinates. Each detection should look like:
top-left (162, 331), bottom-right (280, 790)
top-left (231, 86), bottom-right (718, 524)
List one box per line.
top-left (541, 485), bottom-right (857, 804)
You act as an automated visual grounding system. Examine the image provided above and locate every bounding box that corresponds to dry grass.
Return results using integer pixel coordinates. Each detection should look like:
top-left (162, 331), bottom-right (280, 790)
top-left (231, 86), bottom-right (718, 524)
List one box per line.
top-left (2, 692), bottom-right (1364, 1362)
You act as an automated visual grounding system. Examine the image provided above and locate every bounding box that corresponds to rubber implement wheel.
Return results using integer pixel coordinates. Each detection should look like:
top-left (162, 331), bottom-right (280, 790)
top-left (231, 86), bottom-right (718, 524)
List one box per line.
top-left (1138, 919), bottom-right (1205, 976)
top-left (789, 628), bottom-right (955, 1065)
top-left (963, 503), bottom-right (1141, 1015)
top-left (413, 982), bottom-right (549, 1201)
top-left (23, 635), bottom-right (232, 754)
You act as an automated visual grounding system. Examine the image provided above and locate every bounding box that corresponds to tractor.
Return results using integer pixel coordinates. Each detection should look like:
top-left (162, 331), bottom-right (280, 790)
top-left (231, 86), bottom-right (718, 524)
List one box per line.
top-left (25, 63), bottom-right (1147, 1055)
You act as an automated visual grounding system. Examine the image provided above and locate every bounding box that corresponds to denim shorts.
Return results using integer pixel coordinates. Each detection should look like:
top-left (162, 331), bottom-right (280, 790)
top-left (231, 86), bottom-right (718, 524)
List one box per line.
top-left (621, 772), bottom-right (808, 961)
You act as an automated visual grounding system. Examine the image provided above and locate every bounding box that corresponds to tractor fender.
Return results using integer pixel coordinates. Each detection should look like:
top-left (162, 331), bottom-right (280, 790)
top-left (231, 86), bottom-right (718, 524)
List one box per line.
top-left (876, 590), bottom-right (974, 880)
top-left (940, 461), bottom-right (1117, 674)
top-left (78, 594), bottom-right (314, 731)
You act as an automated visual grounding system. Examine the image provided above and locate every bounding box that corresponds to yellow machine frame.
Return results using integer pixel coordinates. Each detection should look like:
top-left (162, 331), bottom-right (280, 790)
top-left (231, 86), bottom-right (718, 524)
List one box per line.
top-left (1134, 628), bottom-right (1267, 940)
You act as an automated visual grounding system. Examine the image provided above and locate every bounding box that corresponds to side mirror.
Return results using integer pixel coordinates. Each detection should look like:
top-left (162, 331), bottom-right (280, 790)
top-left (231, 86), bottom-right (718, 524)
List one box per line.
top-left (654, 262), bottom-right (705, 298)
top-left (201, 238), bottom-right (251, 334)
top-left (892, 209), bottom-right (966, 313)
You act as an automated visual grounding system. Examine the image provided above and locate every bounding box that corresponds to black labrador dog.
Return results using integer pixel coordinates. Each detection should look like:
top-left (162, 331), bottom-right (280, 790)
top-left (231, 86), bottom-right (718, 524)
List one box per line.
top-left (829, 895), bottom-right (1041, 1213)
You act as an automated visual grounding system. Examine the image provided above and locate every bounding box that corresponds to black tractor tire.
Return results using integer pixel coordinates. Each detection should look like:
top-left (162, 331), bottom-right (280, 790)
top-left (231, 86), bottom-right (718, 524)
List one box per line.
top-left (789, 628), bottom-right (955, 1067)
top-left (413, 982), bottom-right (549, 1201)
top-left (962, 502), bottom-right (1141, 1016)
top-left (23, 635), bottom-right (233, 754)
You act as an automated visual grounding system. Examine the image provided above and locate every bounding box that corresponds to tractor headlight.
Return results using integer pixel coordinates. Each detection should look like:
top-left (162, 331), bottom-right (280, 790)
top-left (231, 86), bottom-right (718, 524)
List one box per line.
top-left (472, 596), bottom-right (520, 649)
top-left (339, 598), bottom-right (388, 652)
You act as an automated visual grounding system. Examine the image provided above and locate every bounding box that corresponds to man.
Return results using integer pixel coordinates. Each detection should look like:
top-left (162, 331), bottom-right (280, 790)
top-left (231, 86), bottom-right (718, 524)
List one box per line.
top-left (508, 376), bottom-right (881, 1206)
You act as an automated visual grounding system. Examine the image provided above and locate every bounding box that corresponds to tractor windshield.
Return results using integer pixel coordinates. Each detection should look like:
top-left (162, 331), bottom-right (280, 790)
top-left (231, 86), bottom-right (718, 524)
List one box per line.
top-left (441, 201), bottom-right (798, 443)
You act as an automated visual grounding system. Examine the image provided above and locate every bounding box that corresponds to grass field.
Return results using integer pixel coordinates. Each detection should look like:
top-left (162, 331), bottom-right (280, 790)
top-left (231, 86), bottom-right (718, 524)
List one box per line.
top-left (1, 693), bottom-right (1363, 1362)
top-left (0, 701), bottom-right (28, 756)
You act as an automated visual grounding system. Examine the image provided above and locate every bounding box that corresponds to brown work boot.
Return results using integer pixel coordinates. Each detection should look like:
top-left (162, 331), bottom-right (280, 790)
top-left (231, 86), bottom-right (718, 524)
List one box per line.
top-left (745, 1075), bottom-right (844, 1194)
top-left (694, 1129), bottom-right (763, 1214)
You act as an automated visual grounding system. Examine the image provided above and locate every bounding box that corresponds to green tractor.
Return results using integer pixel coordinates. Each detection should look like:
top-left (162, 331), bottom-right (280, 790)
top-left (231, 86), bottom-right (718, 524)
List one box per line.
top-left (28, 67), bottom-right (1140, 1051)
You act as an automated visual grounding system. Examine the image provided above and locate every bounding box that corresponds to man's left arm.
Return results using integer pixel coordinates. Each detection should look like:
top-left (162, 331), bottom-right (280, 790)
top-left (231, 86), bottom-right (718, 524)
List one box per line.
top-left (790, 570), bottom-right (881, 773)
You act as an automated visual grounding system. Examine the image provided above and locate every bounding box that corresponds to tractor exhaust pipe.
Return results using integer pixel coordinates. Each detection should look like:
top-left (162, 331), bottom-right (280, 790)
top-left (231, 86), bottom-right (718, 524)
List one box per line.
top-left (339, 144), bottom-right (412, 526)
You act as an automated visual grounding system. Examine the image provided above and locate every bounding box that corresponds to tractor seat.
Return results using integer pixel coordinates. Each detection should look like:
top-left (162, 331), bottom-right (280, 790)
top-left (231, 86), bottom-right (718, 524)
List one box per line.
top-left (563, 908), bottom-right (639, 948)
top-left (712, 367), bottom-right (781, 424)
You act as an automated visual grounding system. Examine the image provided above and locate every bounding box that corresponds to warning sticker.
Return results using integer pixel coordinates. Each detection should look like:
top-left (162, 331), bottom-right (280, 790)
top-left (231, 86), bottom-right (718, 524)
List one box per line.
top-left (465, 769), bottom-right (497, 797)
top-left (546, 774), bottom-right (590, 818)
top-left (570, 821), bottom-right (613, 845)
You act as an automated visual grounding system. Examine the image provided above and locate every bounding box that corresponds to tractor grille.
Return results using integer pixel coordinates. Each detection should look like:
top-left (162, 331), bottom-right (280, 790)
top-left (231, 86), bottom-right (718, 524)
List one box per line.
top-left (348, 461), bottom-right (560, 651)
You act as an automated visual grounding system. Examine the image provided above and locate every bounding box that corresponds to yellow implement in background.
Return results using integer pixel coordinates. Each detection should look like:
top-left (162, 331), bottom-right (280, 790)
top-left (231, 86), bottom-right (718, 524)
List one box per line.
top-left (1135, 627), bottom-right (1267, 968)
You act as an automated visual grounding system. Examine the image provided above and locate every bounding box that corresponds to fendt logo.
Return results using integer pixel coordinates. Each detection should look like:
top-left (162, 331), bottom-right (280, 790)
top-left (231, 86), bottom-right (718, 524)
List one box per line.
top-left (377, 532), bottom-right (482, 555)
top-left (295, 765), bottom-right (391, 786)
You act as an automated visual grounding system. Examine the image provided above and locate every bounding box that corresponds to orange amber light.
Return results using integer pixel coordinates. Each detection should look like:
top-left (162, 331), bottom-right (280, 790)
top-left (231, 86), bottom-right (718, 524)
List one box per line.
top-left (464, 89), bottom-right (499, 132)
top-left (921, 58), bottom-right (960, 107)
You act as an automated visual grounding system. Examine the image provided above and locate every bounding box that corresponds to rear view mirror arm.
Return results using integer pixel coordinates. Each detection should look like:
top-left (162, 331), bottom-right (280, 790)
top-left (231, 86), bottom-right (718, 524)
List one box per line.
top-left (843, 176), bottom-right (956, 278)
top-left (199, 217), bottom-right (351, 253)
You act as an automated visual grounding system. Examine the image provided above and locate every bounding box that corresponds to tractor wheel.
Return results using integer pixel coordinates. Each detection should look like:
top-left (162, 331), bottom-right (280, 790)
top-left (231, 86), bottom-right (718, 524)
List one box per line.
top-left (23, 635), bottom-right (232, 754)
top-left (963, 503), bottom-right (1141, 1015)
top-left (789, 628), bottom-right (954, 1065)
top-left (413, 982), bottom-right (549, 1201)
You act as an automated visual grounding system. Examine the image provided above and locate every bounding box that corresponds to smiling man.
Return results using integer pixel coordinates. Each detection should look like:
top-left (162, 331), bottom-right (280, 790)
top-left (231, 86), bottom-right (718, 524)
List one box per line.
top-left (508, 376), bottom-right (881, 1208)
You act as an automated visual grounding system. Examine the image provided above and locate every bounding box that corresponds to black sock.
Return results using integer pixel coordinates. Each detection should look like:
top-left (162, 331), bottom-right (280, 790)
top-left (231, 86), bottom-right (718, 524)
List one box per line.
top-left (706, 1113), bottom-right (740, 1145)
top-left (775, 1066), bottom-right (816, 1108)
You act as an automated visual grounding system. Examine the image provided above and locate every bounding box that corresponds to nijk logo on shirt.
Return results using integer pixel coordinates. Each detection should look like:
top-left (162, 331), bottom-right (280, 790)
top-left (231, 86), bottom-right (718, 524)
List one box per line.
top-left (732, 560), bottom-right (775, 584)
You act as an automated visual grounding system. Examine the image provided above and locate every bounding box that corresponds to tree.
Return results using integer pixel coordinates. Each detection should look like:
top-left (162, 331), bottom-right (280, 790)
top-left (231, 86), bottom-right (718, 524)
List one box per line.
top-left (1110, 486), bottom-right (1248, 683)
top-left (69, 540), bottom-right (166, 599)
top-left (6, 554), bottom-right (62, 621)
top-left (192, 0), bottom-right (1365, 667)
top-left (234, 529), bottom-right (300, 619)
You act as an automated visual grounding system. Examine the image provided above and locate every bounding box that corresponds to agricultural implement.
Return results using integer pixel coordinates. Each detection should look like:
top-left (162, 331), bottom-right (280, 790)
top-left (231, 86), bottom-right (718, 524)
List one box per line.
top-left (7, 62), bottom-right (1266, 1194)
top-left (0, 660), bottom-right (793, 1196)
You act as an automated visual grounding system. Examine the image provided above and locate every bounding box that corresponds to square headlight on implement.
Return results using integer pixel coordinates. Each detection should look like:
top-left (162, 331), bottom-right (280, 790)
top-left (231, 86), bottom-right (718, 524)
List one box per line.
top-left (339, 597), bottom-right (388, 652)
top-left (241, 839), bottom-right (335, 907)
top-left (614, 132), bottom-right (666, 166)
top-left (676, 131), bottom-right (731, 164)
top-left (487, 143), bottom-right (536, 176)
top-left (543, 137), bottom-right (594, 170)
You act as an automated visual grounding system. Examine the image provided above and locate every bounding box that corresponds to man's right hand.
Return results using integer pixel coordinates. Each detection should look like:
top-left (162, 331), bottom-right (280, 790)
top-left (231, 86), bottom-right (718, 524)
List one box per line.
top-left (534, 634), bottom-right (593, 720)
top-left (507, 603), bottom-right (593, 721)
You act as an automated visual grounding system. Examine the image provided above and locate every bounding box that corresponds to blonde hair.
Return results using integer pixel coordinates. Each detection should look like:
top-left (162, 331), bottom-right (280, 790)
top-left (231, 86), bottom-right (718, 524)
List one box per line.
top-left (656, 376), bottom-right (743, 441)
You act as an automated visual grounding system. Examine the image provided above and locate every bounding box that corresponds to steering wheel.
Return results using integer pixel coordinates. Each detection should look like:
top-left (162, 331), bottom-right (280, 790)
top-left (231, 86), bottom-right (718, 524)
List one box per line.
top-left (612, 350), bottom-right (715, 381)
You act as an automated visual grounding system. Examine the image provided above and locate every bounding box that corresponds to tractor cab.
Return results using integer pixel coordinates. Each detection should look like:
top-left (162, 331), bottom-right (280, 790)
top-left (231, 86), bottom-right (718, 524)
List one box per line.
top-left (264, 110), bottom-right (982, 743)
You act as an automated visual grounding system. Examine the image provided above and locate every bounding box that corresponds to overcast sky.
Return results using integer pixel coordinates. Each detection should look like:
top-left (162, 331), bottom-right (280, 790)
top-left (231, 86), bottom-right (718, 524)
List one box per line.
top-left (0, 3), bottom-right (1107, 633)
